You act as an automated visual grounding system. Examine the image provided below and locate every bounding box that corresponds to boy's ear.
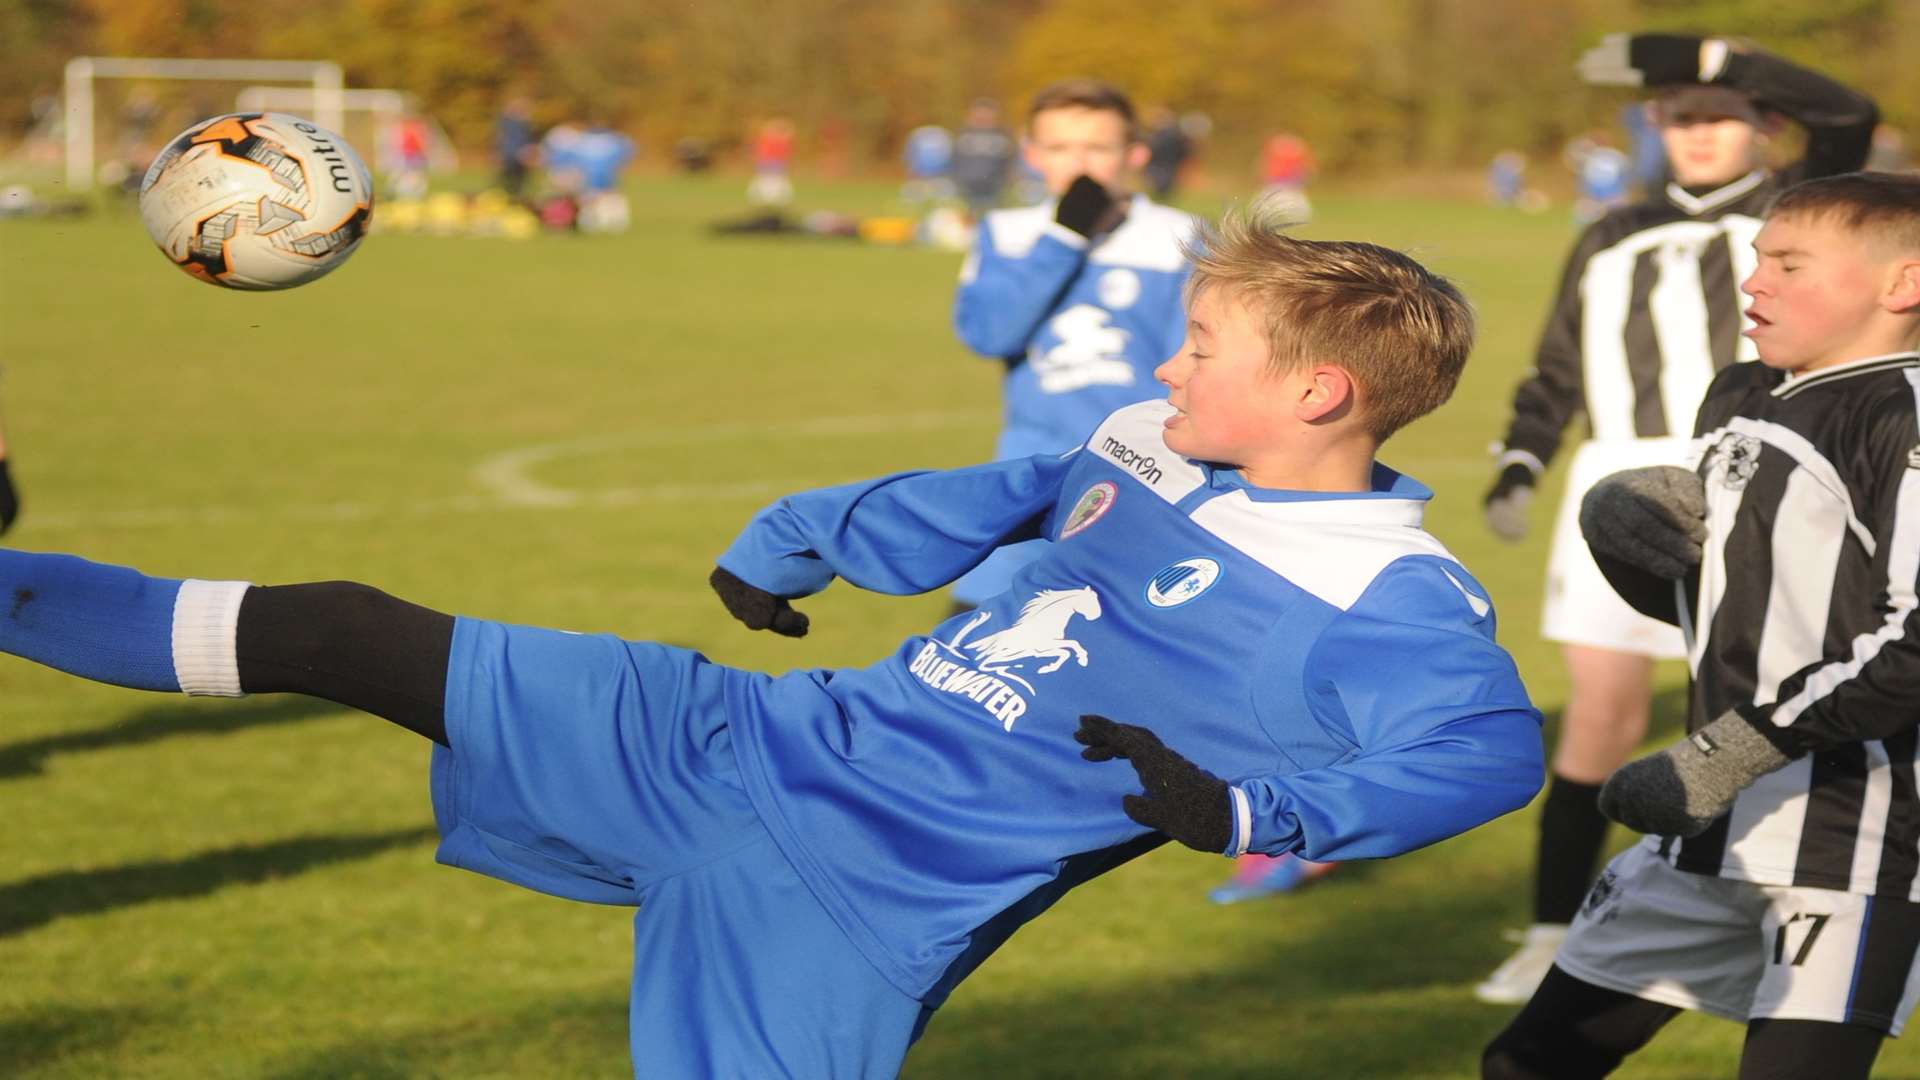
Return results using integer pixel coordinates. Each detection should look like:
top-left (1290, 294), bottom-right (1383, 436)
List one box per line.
top-left (1296, 364), bottom-right (1356, 423)
top-left (1126, 141), bottom-right (1151, 173)
top-left (1884, 258), bottom-right (1920, 315)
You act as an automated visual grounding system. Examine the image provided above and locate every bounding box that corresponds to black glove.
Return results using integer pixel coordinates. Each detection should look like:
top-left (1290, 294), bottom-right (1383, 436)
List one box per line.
top-left (0, 459), bottom-right (16, 535)
top-left (1482, 462), bottom-right (1537, 543)
top-left (1579, 465), bottom-right (1706, 581)
top-left (1599, 709), bottom-right (1791, 837)
top-left (708, 566), bottom-right (809, 638)
top-left (1054, 175), bottom-right (1124, 239)
top-left (1577, 32), bottom-right (1705, 88)
top-left (1075, 714), bottom-right (1231, 854)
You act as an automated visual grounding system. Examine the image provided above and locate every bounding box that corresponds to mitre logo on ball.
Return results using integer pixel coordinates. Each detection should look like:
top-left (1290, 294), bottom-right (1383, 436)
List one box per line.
top-left (138, 112), bottom-right (375, 290)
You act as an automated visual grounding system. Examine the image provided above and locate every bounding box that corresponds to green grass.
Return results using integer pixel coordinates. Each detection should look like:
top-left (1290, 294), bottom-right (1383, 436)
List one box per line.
top-left (3, 174), bottom-right (1916, 1078)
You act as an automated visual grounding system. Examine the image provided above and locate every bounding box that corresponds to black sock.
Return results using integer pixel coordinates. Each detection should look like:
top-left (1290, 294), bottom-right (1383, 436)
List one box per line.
top-left (235, 582), bottom-right (455, 746)
top-left (1534, 775), bottom-right (1610, 924)
top-left (0, 458), bottom-right (17, 534)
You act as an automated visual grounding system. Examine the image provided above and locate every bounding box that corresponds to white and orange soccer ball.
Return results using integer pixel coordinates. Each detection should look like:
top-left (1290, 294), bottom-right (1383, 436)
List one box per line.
top-left (139, 112), bottom-right (374, 290)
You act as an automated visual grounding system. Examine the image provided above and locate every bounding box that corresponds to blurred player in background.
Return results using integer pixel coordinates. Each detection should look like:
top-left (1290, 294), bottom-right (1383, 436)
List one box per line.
top-left (1569, 132), bottom-right (1632, 225)
top-left (1475, 33), bottom-right (1876, 1006)
top-left (1142, 106), bottom-right (1190, 200)
top-left (1258, 131), bottom-right (1315, 223)
top-left (749, 117), bottom-right (797, 210)
top-left (951, 99), bottom-right (1016, 221)
top-left (494, 96), bottom-right (536, 199)
top-left (572, 116), bottom-right (636, 234)
top-left (902, 123), bottom-right (954, 207)
top-left (951, 78), bottom-right (1197, 609)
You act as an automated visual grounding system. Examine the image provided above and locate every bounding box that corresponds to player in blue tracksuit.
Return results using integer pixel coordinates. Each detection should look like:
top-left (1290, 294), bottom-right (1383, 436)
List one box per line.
top-left (0, 215), bottom-right (1542, 1077)
top-left (951, 77), bottom-right (1197, 607)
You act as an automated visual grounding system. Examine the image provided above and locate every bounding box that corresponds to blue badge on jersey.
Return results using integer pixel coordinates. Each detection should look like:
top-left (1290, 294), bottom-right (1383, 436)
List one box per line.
top-left (1145, 558), bottom-right (1220, 608)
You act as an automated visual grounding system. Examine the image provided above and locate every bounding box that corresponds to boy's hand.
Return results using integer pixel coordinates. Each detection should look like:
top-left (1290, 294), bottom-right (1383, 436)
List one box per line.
top-left (1054, 176), bottom-right (1126, 239)
top-left (709, 566), bottom-right (810, 637)
top-left (1482, 463), bottom-right (1537, 542)
top-left (1075, 714), bottom-right (1231, 854)
top-left (1599, 709), bottom-right (1790, 837)
top-left (0, 459), bottom-right (15, 535)
top-left (1579, 465), bottom-right (1706, 580)
top-left (1577, 32), bottom-right (1705, 88)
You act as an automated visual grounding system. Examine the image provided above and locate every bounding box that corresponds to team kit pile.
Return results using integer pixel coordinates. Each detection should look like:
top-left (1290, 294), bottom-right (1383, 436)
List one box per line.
top-left (12, 32), bottom-right (1920, 1080)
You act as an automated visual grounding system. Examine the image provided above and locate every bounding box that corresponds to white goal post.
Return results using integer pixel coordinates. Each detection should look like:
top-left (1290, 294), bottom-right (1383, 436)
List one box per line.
top-left (64, 56), bottom-right (345, 191)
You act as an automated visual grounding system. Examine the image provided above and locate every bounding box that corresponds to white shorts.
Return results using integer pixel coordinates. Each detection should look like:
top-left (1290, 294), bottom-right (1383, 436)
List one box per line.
top-left (1540, 438), bottom-right (1690, 658)
top-left (1555, 840), bottom-right (1920, 1034)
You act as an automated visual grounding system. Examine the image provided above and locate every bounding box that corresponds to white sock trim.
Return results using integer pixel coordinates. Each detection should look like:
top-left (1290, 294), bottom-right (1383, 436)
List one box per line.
top-left (171, 579), bottom-right (252, 697)
top-left (1229, 786), bottom-right (1253, 857)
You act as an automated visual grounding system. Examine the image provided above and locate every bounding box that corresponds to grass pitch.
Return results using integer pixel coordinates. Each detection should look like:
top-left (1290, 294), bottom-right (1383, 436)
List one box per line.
top-left (3, 175), bottom-right (1915, 1078)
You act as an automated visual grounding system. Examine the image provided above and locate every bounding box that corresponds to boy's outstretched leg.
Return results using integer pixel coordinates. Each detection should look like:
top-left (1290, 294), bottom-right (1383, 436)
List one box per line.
top-left (237, 582), bottom-right (453, 744)
top-left (0, 549), bottom-right (453, 744)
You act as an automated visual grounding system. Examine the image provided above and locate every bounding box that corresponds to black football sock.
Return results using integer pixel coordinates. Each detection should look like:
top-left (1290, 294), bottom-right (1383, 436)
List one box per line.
top-left (236, 582), bottom-right (455, 746)
top-left (1534, 775), bottom-right (1610, 924)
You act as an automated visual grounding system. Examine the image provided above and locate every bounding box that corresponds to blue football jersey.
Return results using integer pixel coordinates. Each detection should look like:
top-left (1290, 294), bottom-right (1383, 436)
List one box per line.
top-left (954, 196), bottom-right (1197, 457)
top-left (716, 401), bottom-right (1545, 998)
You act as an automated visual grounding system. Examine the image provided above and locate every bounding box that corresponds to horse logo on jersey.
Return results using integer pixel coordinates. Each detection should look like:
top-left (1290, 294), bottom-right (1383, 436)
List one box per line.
top-left (908, 587), bottom-right (1102, 731)
top-left (1145, 558), bottom-right (1221, 608)
top-left (961, 587), bottom-right (1101, 682)
top-left (1705, 433), bottom-right (1763, 491)
top-left (1060, 482), bottom-right (1117, 539)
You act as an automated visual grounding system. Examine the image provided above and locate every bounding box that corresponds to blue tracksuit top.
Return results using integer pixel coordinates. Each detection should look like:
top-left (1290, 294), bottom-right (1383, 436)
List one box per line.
top-left (954, 196), bottom-right (1197, 457)
top-left (716, 401), bottom-right (1544, 999)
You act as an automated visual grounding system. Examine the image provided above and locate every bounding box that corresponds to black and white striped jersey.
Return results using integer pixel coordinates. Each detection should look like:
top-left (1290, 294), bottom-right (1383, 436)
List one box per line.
top-left (1495, 51), bottom-right (1876, 476)
top-left (1656, 355), bottom-right (1920, 896)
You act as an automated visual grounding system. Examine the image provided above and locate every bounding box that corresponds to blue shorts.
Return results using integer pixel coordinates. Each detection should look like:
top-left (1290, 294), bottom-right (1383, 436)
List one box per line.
top-left (430, 617), bottom-right (923, 1078)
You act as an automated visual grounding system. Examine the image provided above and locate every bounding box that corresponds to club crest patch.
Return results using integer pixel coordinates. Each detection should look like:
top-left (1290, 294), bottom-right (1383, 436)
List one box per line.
top-left (1146, 558), bottom-right (1221, 608)
top-left (1705, 433), bottom-right (1762, 491)
top-left (1061, 481), bottom-right (1118, 538)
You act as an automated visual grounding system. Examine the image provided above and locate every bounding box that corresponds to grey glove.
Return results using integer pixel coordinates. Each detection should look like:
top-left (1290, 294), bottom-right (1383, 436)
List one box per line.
top-left (1577, 33), bottom-right (1705, 88)
top-left (1579, 465), bottom-right (1706, 581)
top-left (1599, 710), bottom-right (1791, 837)
top-left (1483, 463), bottom-right (1537, 543)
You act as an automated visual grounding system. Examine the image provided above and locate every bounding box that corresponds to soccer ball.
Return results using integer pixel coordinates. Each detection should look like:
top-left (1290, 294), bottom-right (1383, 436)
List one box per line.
top-left (139, 112), bottom-right (374, 290)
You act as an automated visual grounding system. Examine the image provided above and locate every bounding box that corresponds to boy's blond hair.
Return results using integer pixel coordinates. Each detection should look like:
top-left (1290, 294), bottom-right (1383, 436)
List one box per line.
top-left (1026, 78), bottom-right (1138, 142)
top-left (1768, 171), bottom-right (1920, 255)
top-left (1184, 200), bottom-right (1475, 440)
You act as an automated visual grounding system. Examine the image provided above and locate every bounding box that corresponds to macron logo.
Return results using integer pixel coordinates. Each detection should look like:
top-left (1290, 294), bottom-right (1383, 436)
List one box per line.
top-left (1100, 435), bottom-right (1165, 485)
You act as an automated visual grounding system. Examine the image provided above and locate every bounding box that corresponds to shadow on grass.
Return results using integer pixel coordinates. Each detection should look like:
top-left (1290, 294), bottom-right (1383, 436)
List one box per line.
top-left (0, 825), bottom-right (435, 939)
top-left (262, 991), bottom-right (630, 1080)
top-left (0, 1004), bottom-right (153, 1075)
top-left (906, 876), bottom-right (1529, 1079)
top-left (0, 695), bottom-right (346, 779)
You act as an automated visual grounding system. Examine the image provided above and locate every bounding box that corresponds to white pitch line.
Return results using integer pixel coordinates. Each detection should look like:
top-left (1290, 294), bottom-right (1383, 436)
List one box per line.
top-left (471, 409), bottom-right (1001, 507)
